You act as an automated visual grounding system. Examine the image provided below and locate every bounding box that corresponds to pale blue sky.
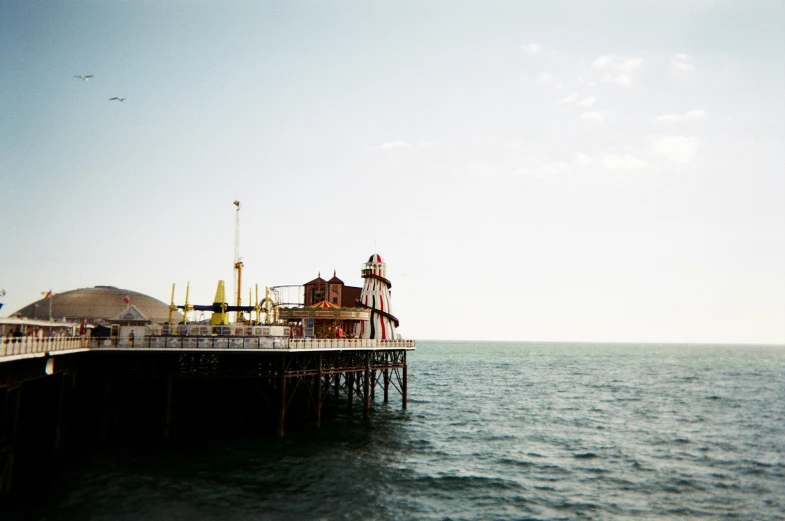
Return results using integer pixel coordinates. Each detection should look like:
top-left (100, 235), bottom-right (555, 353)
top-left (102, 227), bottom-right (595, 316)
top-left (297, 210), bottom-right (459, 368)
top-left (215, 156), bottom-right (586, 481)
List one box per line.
top-left (1, 1), bottom-right (783, 343)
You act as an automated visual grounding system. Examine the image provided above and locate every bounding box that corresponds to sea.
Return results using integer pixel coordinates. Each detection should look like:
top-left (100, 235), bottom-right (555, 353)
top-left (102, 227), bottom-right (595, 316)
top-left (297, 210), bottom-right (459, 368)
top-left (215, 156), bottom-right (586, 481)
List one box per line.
top-left (8, 341), bottom-right (785, 520)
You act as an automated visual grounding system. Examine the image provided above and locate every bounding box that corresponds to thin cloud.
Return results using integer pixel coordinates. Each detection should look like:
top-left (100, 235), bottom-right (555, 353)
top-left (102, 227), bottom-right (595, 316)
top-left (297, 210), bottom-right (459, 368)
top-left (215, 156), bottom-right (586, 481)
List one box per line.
top-left (518, 161), bottom-right (571, 176)
top-left (672, 53), bottom-right (694, 72)
top-left (602, 73), bottom-right (632, 87)
top-left (592, 55), bottom-right (642, 74)
top-left (576, 96), bottom-right (596, 107)
top-left (581, 111), bottom-right (606, 122)
top-left (559, 92), bottom-right (578, 104)
top-left (574, 152), bottom-right (592, 166)
top-left (537, 72), bottom-right (562, 88)
top-left (522, 43), bottom-right (542, 55)
top-left (654, 110), bottom-right (707, 123)
top-left (593, 55), bottom-right (642, 87)
top-left (380, 141), bottom-right (411, 150)
top-left (601, 154), bottom-right (648, 170)
top-left (651, 135), bottom-right (701, 163)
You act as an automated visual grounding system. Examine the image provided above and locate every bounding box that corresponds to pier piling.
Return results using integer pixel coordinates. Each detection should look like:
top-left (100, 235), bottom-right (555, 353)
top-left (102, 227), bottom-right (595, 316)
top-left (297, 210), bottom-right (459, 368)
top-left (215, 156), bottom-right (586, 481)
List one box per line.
top-left (163, 373), bottom-right (174, 439)
top-left (383, 368), bottom-right (389, 403)
top-left (54, 372), bottom-right (71, 450)
top-left (347, 372), bottom-right (354, 415)
top-left (316, 354), bottom-right (323, 427)
top-left (402, 352), bottom-right (408, 411)
top-left (277, 356), bottom-right (287, 437)
top-left (363, 353), bottom-right (371, 419)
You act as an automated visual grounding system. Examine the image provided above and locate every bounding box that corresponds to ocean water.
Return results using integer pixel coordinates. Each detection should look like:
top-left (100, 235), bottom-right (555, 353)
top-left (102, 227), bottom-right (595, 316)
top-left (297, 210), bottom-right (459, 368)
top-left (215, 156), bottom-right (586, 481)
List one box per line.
top-left (13, 341), bottom-right (785, 520)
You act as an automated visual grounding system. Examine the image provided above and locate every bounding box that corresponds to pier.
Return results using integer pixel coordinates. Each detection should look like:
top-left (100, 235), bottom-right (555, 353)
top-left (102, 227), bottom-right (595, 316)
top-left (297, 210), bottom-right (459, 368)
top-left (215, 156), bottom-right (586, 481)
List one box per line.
top-left (0, 249), bottom-right (414, 497)
top-left (0, 334), bottom-right (414, 495)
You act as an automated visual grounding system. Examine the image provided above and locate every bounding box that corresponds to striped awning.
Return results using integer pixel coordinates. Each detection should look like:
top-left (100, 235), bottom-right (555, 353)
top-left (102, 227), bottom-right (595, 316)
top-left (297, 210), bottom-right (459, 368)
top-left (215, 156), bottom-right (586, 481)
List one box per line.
top-left (308, 300), bottom-right (340, 309)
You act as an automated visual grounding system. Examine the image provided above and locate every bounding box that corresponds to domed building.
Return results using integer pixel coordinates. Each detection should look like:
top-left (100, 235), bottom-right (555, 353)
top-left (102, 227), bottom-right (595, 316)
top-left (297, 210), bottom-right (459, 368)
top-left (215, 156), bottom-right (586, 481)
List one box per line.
top-left (12, 286), bottom-right (180, 324)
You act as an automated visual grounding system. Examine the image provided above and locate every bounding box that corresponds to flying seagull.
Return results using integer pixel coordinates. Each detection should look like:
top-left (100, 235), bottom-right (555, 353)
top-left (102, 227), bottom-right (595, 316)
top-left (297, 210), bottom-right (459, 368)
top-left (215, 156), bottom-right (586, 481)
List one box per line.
top-left (109, 97), bottom-right (130, 103)
top-left (74, 74), bottom-right (93, 81)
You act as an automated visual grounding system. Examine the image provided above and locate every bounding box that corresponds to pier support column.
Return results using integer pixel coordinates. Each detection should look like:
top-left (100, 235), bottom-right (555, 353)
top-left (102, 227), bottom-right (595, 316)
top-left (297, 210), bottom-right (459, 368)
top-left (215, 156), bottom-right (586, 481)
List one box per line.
top-left (383, 368), bottom-right (389, 403)
top-left (0, 385), bottom-right (22, 493)
top-left (363, 353), bottom-right (370, 419)
top-left (315, 354), bottom-right (323, 428)
top-left (54, 372), bottom-right (71, 450)
top-left (163, 373), bottom-right (174, 439)
top-left (347, 371), bottom-right (354, 415)
top-left (277, 355), bottom-right (287, 437)
top-left (402, 352), bottom-right (408, 411)
top-left (334, 373), bottom-right (340, 405)
top-left (99, 375), bottom-right (112, 442)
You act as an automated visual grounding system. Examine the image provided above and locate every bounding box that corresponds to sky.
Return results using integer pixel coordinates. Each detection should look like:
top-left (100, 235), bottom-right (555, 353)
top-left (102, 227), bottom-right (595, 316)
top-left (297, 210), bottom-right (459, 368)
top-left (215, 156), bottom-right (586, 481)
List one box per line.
top-left (1, 0), bottom-right (783, 344)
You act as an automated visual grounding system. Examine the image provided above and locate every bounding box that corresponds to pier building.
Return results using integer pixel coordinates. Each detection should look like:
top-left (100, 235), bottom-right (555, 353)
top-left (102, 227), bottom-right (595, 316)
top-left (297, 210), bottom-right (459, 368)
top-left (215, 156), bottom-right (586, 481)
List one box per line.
top-left (303, 271), bottom-right (362, 308)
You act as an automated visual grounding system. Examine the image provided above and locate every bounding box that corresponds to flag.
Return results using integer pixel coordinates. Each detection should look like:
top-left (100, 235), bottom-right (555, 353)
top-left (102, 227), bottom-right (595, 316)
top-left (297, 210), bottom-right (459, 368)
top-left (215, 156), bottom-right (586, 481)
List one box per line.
top-left (42, 290), bottom-right (54, 299)
top-left (123, 296), bottom-right (130, 304)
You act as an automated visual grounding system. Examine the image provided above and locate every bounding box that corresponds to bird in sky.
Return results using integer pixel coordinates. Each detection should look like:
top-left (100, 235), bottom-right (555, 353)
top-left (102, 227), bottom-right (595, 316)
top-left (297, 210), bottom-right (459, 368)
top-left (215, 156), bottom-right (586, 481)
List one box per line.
top-left (109, 97), bottom-right (131, 103)
top-left (74, 74), bottom-right (94, 81)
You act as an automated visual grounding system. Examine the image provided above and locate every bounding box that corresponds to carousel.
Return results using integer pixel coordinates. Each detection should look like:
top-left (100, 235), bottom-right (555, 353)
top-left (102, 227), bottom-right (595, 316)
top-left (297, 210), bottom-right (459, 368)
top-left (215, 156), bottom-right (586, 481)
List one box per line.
top-left (278, 300), bottom-right (371, 339)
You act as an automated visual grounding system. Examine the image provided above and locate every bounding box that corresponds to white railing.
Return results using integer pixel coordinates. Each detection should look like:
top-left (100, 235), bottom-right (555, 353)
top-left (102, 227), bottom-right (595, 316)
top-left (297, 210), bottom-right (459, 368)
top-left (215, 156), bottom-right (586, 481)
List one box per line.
top-left (286, 338), bottom-right (416, 350)
top-left (1, 335), bottom-right (415, 360)
top-left (1, 336), bottom-right (88, 359)
top-left (89, 336), bottom-right (416, 351)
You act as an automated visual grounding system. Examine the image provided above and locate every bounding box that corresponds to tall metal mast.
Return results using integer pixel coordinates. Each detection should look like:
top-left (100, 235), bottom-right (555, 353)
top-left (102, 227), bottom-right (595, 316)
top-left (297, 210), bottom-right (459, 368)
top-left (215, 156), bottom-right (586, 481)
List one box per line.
top-left (233, 200), bottom-right (244, 322)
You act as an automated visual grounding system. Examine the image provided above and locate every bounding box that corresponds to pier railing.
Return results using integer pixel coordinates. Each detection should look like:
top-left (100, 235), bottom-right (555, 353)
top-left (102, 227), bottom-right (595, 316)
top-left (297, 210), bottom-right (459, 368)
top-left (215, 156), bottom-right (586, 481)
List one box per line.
top-left (287, 338), bottom-right (415, 349)
top-left (1, 336), bottom-right (88, 359)
top-left (89, 336), bottom-right (415, 350)
top-left (1, 335), bottom-right (414, 361)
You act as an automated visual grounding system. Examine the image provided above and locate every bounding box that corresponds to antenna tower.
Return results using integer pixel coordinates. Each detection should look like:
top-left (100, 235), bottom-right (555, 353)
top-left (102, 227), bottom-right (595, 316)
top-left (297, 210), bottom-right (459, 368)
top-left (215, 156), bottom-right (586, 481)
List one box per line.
top-left (233, 200), bottom-right (244, 322)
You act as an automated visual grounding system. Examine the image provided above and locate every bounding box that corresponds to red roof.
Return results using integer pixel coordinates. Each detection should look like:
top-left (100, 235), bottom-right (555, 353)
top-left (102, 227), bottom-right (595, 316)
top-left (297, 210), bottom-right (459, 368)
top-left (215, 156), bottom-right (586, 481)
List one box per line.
top-left (304, 276), bottom-right (326, 286)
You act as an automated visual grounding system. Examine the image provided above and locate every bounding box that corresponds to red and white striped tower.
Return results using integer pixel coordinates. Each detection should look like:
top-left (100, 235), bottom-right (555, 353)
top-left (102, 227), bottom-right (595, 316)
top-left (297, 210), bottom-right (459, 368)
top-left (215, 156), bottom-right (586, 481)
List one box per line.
top-left (355, 254), bottom-right (399, 340)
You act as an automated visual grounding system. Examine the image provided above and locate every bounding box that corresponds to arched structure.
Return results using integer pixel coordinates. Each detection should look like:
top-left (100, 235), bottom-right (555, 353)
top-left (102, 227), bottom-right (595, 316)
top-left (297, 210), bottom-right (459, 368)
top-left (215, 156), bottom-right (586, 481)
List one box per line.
top-left (11, 286), bottom-right (180, 324)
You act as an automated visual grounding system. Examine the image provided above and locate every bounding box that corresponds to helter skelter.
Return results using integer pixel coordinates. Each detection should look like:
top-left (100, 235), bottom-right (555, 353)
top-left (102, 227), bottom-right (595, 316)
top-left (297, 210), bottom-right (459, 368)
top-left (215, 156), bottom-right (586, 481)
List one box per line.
top-left (355, 254), bottom-right (400, 340)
